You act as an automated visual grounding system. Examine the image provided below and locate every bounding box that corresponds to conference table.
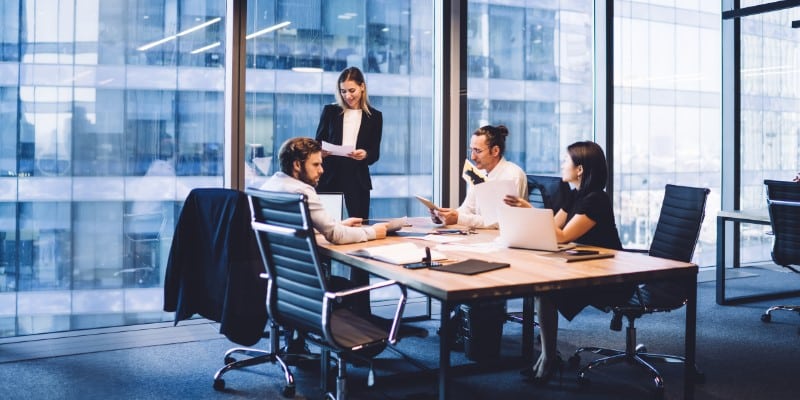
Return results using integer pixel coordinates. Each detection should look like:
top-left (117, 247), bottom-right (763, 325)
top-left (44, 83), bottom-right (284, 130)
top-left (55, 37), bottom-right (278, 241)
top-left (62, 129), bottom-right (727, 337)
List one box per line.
top-left (317, 223), bottom-right (699, 400)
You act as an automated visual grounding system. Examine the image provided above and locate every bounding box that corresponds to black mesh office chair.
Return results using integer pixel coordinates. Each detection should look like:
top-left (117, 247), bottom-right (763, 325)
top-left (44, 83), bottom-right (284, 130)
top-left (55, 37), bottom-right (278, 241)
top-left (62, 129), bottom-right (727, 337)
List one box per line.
top-left (506, 174), bottom-right (570, 325)
top-left (760, 180), bottom-right (800, 333)
top-left (247, 188), bottom-right (407, 400)
top-left (569, 184), bottom-right (709, 396)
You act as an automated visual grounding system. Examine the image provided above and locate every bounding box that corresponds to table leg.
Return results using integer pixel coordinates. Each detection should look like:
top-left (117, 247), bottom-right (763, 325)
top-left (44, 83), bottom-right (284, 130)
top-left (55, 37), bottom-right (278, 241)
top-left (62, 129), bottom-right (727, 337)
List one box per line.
top-left (439, 302), bottom-right (451, 400)
top-left (521, 296), bottom-right (535, 361)
top-left (716, 216), bottom-right (727, 305)
top-left (684, 274), bottom-right (697, 400)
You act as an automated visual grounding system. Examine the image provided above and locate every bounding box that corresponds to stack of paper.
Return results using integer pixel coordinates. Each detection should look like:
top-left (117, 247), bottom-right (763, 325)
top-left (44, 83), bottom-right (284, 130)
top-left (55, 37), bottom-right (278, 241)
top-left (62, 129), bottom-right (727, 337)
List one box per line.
top-left (348, 242), bottom-right (446, 265)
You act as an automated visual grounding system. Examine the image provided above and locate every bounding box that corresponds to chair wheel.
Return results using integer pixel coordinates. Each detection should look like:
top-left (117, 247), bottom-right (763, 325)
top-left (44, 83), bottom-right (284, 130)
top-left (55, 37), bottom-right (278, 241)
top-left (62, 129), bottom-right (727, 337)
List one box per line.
top-left (635, 344), bottom-right (648, 353)
top-left (224, 356), bottom-right (235, 364)
top-left (761, 313), bottom-right (771, 323)
top-left (577, 375), bottom-right (591, 387)
top-left (213, 378), bottom-right (225, 391)
top-left (568, 354), bottom-right (581, 369)
top-left (281, 384), bottom-right (296, 398)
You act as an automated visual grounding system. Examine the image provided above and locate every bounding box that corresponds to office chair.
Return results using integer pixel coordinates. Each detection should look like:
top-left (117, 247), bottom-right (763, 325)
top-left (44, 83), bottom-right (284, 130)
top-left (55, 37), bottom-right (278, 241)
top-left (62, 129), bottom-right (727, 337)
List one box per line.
top-left (162, 188), bottom-right (296, 395)
top-left (569, 184), bottom-right (709, 396)
top-left (506, 174), bottom-right (569, 325)
top-left (759, 180), bottom-right (800, 334)
top-left (247, 188), bottom-right (407, 400)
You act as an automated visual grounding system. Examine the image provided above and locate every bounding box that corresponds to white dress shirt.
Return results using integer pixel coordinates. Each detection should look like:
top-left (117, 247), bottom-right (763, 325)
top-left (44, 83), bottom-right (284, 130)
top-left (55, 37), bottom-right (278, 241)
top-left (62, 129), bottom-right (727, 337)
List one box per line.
top-left (456, 157), bottom-right (528, 229)
top-left (259, 172), bottom-right (377, 244)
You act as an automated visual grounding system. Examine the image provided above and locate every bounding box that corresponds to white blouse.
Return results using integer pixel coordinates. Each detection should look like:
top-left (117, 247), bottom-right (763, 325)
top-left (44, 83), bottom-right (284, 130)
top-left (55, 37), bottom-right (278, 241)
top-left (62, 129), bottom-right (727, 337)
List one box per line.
top-left (342, 108), bottom-right (362, 147)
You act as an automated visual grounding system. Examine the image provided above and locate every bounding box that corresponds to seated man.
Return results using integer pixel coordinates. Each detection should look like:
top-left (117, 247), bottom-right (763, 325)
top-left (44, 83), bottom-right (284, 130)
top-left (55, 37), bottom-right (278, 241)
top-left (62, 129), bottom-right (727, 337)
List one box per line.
top-left (259, 137), bottom-right (390, 355)
top-left (260, 136), bottom-right (388, 245)
top-left (434, 124), bottom-right (528, 228)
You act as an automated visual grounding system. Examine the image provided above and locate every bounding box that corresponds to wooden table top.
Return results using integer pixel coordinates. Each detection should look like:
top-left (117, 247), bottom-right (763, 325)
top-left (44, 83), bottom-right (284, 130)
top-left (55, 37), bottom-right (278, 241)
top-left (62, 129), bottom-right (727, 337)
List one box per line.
top-left (317, 221), bottom-right (697, 303)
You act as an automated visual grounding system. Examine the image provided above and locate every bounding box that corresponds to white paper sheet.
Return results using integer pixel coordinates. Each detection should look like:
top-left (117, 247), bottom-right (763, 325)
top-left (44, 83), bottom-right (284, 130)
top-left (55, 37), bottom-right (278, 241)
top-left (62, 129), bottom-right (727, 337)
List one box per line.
top-left (321, 141), bottom-right (355, 157)
top-left (474, 179), bottom-right (518, 225)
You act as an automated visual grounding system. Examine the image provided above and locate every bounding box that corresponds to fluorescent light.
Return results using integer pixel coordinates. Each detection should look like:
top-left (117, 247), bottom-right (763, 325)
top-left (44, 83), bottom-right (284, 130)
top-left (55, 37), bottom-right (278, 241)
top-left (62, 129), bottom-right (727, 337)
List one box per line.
top-left (291, 67), bottom-right (323, 73)
top-left (190, 41), bottom-right (221, 54)
top-left (177, 17), bottom-right (222, 37)
top-left (137, 17), bottom-right (222, 51)
top-left (246, 21), bottom-right (291, 40)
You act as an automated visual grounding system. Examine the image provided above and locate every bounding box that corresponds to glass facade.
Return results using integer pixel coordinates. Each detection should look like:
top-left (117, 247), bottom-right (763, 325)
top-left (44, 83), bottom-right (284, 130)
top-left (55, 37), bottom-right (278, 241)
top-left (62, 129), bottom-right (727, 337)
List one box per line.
top-left (465, 1), bottom-right (594, 175)
top-left (613, 1), bottom-right (721, 266)
top-left (0, 0), bottom-right (787, 339)
top-left (737, 5), bottom-right (800, 263)
top-left (1, 0), bottom-right (226, 336)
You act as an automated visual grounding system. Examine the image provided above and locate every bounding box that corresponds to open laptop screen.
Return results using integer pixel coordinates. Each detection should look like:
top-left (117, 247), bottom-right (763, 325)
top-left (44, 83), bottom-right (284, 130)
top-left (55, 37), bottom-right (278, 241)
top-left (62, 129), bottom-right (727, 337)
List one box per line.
top-left (318, 192), bottom-right (344, 221)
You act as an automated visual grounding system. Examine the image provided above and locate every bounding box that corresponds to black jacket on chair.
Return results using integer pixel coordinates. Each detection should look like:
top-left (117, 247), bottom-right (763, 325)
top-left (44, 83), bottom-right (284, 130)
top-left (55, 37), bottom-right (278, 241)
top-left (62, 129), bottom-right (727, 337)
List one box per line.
top-left (163, 188), bottom-right (267, 346)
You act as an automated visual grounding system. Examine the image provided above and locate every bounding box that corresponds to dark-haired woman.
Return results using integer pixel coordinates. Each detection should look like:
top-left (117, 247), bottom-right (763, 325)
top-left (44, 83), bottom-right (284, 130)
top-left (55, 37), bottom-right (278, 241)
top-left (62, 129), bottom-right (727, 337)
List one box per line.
top-left (504, 141), bottom-right (634, 386)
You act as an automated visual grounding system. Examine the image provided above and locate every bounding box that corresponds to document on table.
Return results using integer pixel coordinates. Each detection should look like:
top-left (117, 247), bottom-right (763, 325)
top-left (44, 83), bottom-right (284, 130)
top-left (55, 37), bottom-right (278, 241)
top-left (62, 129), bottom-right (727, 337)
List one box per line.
top-left (321, 141), bottom-right (355, 157)
top-left (347, 242), bottom-right (446, 265)
top-left (475, 179), bottom-right (518, 225)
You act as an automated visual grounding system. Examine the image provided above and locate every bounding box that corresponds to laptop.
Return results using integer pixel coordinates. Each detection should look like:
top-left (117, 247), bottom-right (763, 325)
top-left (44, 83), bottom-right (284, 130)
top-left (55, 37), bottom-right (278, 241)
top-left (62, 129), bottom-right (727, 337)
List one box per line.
top-left (497, 206), bottom-right (576, 252)
top-left (318, 192), bottom-right (344, 221)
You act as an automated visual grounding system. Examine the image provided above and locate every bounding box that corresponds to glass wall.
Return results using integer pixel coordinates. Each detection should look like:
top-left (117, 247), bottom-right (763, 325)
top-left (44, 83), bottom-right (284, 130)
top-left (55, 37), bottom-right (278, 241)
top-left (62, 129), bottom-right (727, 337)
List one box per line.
top-left (613, 1), bottom-right (721, 266)
top-left (0, 0), bottom-right (226, 337)
top-left (737, 5), bottom-right (800, 263)
top-left (465, 0), bottom-right (594, 176)
top-left (243, 0), bottom-right (436, 219)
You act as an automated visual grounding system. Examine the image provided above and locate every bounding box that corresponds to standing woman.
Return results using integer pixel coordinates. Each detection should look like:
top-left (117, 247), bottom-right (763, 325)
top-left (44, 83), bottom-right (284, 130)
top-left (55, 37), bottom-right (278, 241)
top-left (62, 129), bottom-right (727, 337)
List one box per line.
top-left (315, 66), bottom-right (382, 219)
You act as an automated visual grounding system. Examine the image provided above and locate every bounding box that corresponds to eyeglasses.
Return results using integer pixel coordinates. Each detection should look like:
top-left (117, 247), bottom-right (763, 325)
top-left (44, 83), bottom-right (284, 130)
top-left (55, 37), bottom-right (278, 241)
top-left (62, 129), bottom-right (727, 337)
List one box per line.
top-left (470, 147), bottom-right (489, 155)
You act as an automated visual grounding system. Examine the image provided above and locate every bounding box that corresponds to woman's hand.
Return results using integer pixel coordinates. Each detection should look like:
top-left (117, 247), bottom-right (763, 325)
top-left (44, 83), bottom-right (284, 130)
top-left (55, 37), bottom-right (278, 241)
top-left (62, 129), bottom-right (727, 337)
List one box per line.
top-left (504, 195), bottom-right (532, 208)
top-left (348, 149), bottom-right (367, 161)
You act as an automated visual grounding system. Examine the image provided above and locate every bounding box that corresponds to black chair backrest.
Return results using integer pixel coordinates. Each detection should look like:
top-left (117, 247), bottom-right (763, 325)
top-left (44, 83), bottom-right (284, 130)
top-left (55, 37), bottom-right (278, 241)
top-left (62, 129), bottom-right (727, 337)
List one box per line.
top-left (246, 188), bottom-right (329, 337)
top-left (648, 184), bottom-right (710, 263)
top-left (764, 180), bottom-right (800, 267)
top-left (526, 174), bottom-right (568, 212)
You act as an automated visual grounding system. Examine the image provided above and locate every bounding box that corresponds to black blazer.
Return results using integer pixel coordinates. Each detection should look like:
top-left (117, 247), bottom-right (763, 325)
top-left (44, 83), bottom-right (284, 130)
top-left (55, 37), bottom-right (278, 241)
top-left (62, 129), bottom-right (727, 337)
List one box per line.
top-left (315, 104), bottom-right (382, 190)
top-left (163, 188), bottom-right (267, 346)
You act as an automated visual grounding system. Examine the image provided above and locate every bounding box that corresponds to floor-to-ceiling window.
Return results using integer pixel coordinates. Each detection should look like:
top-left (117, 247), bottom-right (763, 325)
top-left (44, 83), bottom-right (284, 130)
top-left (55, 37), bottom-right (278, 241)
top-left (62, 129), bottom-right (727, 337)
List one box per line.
top-left (0, 0), bottom-right (226, 337)
top-left (242, 0), bottom-right (436, 219)
top-left (613, 1), bottom-right (721, 266)
top-left (735, 4), bottom-right (800, 263)
top-left (465, 1), bottom-right (594, 177)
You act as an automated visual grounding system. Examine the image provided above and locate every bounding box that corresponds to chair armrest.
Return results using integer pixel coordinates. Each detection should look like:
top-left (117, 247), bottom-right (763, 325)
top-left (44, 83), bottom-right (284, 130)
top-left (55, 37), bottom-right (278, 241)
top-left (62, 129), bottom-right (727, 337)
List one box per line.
top-left (326, 280), bottom-right (408, 345)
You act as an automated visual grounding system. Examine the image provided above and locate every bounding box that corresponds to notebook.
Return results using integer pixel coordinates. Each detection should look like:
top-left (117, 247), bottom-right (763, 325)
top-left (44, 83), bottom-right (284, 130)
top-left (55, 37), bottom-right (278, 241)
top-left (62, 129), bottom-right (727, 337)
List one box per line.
top-left (431, 259), bottom-right (509, 275)
top-left (497, 206), bottom-right (576, 252)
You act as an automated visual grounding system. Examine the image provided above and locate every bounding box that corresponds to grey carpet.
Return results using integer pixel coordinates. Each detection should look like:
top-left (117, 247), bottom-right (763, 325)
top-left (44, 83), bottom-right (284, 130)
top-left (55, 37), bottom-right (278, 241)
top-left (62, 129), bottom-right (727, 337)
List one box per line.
top-left (1, 265), bottom-right (799, 400)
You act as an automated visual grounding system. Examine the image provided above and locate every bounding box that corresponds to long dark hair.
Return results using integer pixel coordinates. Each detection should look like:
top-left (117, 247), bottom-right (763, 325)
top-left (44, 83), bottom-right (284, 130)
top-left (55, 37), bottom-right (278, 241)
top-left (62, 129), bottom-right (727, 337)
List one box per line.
top-left (567, 141), bottom-right (608, 196)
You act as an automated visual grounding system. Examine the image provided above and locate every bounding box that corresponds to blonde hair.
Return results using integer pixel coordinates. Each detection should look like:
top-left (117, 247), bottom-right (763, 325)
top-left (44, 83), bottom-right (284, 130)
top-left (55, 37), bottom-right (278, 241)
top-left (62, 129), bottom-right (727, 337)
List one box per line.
top-left (334, 66), bottom-right (372, 116)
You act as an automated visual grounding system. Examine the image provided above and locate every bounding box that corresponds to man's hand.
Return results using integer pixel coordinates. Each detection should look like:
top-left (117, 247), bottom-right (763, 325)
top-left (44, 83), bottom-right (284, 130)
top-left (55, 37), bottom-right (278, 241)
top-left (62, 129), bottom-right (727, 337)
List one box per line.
top-left (341, 217), bottom-right (363, 227)
top-left (435, 208), bottom-right (459, 225)
top-left (371, 223), bottom-right (388, 239)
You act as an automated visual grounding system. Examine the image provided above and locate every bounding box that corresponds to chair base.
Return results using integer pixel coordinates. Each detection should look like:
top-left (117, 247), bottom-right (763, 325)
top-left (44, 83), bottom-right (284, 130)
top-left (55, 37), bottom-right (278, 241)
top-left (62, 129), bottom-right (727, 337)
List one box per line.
top-left (212, 347), bottom-right (296, 397)
top-left (761, 305), bottom-right (800, 334)
top-left (572, 344), bottom-right (705, 393)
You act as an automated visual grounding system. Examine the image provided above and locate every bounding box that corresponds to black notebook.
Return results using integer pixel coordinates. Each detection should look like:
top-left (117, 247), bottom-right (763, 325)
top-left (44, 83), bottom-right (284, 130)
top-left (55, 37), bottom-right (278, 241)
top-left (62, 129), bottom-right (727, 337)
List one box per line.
top-left (431, 259), bottom-right (510, 275)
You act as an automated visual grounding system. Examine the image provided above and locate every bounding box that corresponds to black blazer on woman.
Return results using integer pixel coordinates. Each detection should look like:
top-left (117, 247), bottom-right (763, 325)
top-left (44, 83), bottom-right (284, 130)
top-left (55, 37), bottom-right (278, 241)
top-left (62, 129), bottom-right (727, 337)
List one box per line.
top-left (315, 103), bottom-right (382, 191)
